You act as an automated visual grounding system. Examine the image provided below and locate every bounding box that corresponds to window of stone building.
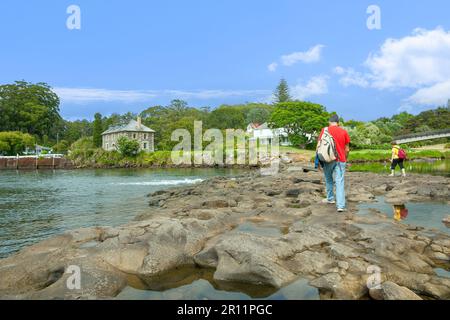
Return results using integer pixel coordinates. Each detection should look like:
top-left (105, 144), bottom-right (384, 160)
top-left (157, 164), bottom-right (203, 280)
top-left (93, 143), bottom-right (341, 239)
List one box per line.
top-left (143, 142), bottom-right (147, 149)
top-left (133, 133), bottom-right (136, 139)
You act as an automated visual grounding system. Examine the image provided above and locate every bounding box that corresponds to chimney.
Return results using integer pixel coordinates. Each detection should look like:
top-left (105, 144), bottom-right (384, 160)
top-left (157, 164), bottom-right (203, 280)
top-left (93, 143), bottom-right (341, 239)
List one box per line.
top-left (137, 116), bottom-right (142, 128)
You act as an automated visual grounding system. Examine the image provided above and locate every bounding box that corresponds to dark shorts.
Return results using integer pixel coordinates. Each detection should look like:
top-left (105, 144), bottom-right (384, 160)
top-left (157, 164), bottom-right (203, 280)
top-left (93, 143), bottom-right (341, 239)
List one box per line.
top-left (391, 158), bottom-right (404, 170)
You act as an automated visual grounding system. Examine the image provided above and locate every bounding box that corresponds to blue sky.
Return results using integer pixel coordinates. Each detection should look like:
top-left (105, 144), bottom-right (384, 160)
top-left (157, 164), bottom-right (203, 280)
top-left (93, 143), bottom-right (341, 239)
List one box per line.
top-left (1, 0), bottom-right (450, 121)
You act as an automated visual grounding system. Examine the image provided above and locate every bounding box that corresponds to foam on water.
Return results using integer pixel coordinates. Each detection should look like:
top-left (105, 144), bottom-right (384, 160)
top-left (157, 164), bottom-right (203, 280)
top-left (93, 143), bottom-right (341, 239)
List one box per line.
top-left (113, 178), bottom-right (204, 186)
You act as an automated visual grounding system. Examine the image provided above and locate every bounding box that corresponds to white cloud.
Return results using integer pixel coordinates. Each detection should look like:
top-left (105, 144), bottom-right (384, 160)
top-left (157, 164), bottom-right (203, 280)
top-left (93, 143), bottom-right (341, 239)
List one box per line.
top-left (333, 66), bottom-right (370, 88)
top-left (268, 62), bottom-right (278, 72)
top-left (266, 45), bottom-right (324, 72)
top-left (407, 80), bottom-right (450, 106)
top-left (54, 87), bottom-right (272, 103)
top-left (333, 66), bottom-right (345, 75)
top-left (365, 27), bottom-right (450, 89)
top-left (163, 89), bottom-right (271, 100)
top-left (54, 88), bottom-right (158, 103)
top-left (281, 45), bottom-right (325, 66)
top-left (334, 28), bottom-right (450, 108)
top-left (291, 76), bottom-right (329, 100)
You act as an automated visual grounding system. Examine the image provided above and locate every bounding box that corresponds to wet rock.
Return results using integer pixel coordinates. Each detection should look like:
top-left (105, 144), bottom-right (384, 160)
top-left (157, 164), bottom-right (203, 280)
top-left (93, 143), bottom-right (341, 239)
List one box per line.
top-left (28, 266), bottom-right (127, 299)
top-left (265, 190), bottom-right (282, 197)
top-left (67, 228), bottom-right (103, 243)
top-left (100, 245), bottom-right (148, 274)
top-left (309, 273), bottom-right (367, 300)
top-left (285, 189), bottom-right (301, 198)
top-left (282, 250), bottom-right (333, 276)
top-left (347, 187), bottom-right (376, 203)
top-left (202, 199), bottom-right (236, 208)
top-left (443, 216), bottom-right (450, 228)
top-left (204, 233), bottom-right (297, 288)
top-left (292, 178), bottom-right (322, 185)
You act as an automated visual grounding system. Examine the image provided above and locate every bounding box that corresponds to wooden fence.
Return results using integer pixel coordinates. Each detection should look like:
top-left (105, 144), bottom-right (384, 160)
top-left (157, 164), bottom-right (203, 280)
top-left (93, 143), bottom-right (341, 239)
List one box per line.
top-left (0, 155), bottom-right (73, 170)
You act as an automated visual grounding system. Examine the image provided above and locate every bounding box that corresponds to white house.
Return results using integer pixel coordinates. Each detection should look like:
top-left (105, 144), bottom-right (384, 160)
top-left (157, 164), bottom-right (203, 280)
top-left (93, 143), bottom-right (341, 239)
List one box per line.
top-left (246, 122), bottom-right (291, 146)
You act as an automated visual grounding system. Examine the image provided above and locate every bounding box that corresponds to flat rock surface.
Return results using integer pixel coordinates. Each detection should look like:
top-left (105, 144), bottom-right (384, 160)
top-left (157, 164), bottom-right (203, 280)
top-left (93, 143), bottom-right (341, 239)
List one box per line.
top-left (1, 166), bottom-right (449, 300)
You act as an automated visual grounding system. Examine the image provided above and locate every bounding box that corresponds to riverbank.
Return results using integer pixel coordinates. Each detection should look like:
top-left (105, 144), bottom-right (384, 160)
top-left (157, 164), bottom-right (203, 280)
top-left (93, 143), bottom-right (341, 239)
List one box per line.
top-left (0, 163), bottom-right (449, 300)
top-left (69, 150), bottom-right (265, 169)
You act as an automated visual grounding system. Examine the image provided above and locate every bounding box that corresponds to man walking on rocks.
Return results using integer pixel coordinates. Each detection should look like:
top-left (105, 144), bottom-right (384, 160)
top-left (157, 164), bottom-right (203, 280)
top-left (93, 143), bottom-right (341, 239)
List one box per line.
top-left (317, 114), bottom-right (351, 212)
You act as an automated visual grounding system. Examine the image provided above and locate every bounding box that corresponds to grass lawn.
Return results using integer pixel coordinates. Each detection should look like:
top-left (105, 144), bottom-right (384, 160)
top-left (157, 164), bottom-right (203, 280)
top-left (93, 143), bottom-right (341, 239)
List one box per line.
top-left (412, 144), bottom-right (448, 151)
top-left (279, 146), bottom-right (315, 158)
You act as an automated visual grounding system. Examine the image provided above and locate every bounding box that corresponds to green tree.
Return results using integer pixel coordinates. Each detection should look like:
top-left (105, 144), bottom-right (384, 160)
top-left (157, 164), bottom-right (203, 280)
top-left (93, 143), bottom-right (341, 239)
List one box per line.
top-left (59, 119), bottom-right (93, 145)
top-left (391, 112), bottom-right (414, 127)
top-left (141, 101), bottom-right (208, 150)
top-left (169, 99), bottom-right (189, 114)
top-left (347, 123), bottom-right (391, 148)
top-left (103, 112), bottom-right (137, 129)
top-left (403, 107), bottom-right (449, 134)
top-left (93, 112), bottom-right (103, 147)
top-left (0, 131), bottom-right (35, 156)
top-left (0, 81), bottom-right (61, 139)
top-left (207, 106), bottom-right (246, 130)
top-left (52, 140), bottom-right (69, 154)
top-left (70, 136), bottom-right (95, 151)
top-left (269, 101), bottom-right (329, 147)
top-left (344, 119), bottom-right (365, 129)
top-left (246, 107), bottom-right (271, 125)
top-left (273, 79), bottom-right (292, 104)
top-left (117, 136), bottom-right (140, 157)
top-left (68, 136), bottom-right (96, 161)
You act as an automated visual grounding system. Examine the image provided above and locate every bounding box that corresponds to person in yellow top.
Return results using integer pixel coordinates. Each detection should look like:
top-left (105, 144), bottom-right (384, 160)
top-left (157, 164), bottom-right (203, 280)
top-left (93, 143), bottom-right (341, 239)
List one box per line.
top-left (390, 141), bottom-right (406, 177)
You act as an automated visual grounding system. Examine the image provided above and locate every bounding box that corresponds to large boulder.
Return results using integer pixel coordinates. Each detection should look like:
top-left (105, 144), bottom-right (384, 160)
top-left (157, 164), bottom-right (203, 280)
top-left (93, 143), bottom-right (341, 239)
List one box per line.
top-left (196, 233), bottom-right (297, 288)
top-left (369, 281), bottom-right (422, 300)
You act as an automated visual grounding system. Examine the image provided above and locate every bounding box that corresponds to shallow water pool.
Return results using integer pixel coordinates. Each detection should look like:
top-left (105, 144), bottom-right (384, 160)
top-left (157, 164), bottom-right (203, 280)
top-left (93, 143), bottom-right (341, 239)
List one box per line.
top-left (116, 266), bottom-right (319, 300)
top-left (357, 196), bottom-right (449, 234)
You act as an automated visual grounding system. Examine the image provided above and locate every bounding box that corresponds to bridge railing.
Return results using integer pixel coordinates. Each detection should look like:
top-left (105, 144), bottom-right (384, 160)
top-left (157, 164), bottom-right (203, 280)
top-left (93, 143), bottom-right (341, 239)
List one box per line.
top-left (394, 128), bottom-right (450, 141)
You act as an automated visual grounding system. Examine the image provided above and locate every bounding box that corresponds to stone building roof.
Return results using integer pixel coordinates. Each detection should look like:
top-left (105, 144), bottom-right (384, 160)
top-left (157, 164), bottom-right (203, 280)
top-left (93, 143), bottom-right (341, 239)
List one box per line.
top-left (101, 119), bottom-right (155, 135)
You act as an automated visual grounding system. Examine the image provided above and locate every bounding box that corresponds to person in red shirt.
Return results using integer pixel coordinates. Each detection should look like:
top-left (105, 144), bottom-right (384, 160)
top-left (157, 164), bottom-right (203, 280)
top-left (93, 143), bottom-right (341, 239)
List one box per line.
top-left (318, 114), bottom-right (351, 212)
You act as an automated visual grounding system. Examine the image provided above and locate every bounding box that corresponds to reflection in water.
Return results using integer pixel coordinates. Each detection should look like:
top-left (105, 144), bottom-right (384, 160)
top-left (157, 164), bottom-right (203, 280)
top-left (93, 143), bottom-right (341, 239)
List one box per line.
top-left (392, 204), bottom-right (409, 222)
top-left (117, 266), bottom-right (319, 300)
top-left (443, 216), bottom-right (450, 229)
top-left (357, 197), bottom-right (449, 234)
top-left (435, 268), bottom-right (450, 279)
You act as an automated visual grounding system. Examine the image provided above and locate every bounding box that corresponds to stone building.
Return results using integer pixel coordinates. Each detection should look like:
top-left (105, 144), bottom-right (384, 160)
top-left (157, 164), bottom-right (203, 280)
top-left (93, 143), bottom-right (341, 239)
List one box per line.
top-left (102, 117), bottom-right (155, 152)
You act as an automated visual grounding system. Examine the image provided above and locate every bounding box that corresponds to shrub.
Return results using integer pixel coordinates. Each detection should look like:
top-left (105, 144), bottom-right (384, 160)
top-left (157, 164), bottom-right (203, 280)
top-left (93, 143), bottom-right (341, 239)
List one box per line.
top-left (68, 136), bottom-right (96, 164)
top-left (0, 131), bottom-right (35, 155)
top-left (53, 140), bottom-right (70, 154)
top-left (117, 136), bottom-right (140, 157)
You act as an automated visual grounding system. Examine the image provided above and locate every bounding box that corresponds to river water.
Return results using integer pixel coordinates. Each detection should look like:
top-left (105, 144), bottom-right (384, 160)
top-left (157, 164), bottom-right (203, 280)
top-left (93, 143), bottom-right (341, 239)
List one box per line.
top-left (0, 168), bottom-right (244, 258)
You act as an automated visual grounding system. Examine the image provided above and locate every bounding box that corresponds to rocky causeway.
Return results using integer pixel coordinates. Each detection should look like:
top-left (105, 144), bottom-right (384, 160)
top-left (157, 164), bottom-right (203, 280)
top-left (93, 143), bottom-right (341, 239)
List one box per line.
top-left (0, 164), bottom-right (449, 300)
